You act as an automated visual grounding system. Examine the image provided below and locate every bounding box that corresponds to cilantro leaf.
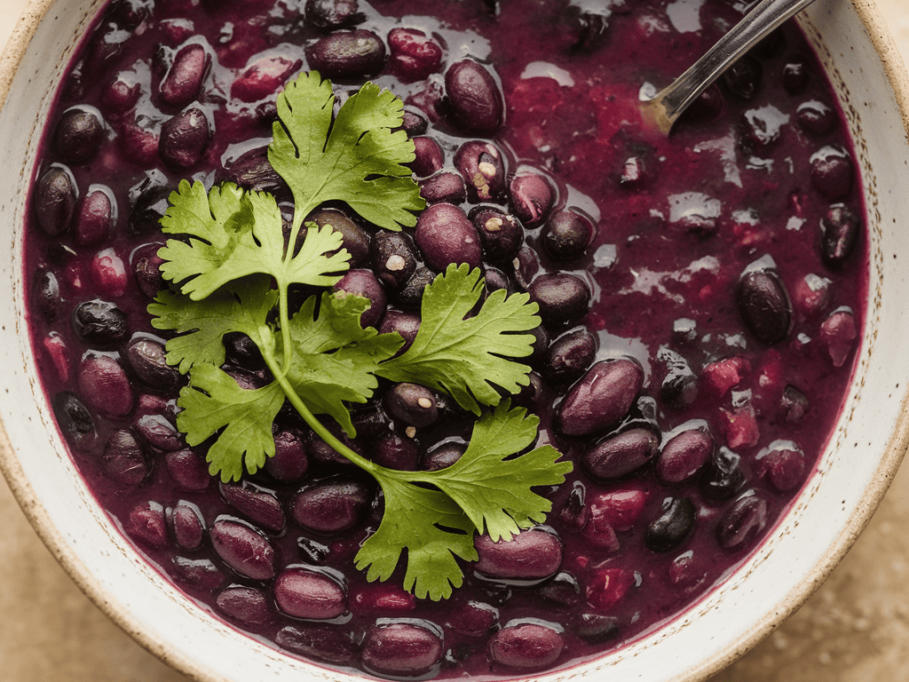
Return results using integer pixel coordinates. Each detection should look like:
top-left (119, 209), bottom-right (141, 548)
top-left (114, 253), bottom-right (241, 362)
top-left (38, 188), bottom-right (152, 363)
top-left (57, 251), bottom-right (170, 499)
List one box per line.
top-left (159, 182), bottom-right (351, 300)
top-left (377, 264), bottom-right (540, 414)
top-left (177, 363), bottom-right (285, 482)
top-left (149, 276), bottom-right (278, 374)
top-left (283, 292), bottom-right (404, 437)
top-left (269, 72), bottom-right (425, 231)
top-left (416, 401), bottom-right (573, 542)
top-left (355, 477), bottom-right (477, 601)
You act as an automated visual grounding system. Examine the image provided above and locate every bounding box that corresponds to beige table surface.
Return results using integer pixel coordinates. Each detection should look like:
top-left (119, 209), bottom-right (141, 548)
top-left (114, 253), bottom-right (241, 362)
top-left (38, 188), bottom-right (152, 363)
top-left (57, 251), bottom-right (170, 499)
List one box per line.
top-left (4, 1), bottom-right (909, 680)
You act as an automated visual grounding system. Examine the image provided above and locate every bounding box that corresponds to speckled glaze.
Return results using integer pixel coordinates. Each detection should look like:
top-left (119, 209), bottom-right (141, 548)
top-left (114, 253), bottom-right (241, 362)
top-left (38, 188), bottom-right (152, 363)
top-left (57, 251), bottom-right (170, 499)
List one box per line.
top-left (0, 1), bottom-right (907, 681)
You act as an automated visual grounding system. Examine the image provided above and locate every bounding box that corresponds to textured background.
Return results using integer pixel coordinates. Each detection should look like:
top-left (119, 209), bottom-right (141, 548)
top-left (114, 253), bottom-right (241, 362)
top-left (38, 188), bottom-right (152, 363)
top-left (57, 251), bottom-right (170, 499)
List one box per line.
top-left (3, 1), bottom-right (909, 680)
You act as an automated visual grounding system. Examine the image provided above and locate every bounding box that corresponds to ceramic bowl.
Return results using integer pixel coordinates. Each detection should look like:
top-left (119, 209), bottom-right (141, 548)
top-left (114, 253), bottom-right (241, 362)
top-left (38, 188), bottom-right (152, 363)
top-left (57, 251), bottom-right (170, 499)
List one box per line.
top-left (1, 0), bottom-right (908, 680)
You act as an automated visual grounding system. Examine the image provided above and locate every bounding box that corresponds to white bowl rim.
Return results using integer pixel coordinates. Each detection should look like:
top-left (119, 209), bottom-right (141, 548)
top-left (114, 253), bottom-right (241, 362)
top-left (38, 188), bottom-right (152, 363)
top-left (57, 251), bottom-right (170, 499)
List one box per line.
top-left (1, 1), bottom-right (908, 680)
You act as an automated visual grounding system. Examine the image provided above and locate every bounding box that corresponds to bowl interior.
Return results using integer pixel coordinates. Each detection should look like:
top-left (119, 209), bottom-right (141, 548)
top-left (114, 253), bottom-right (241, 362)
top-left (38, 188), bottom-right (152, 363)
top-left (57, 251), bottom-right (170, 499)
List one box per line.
top-left (1, 1), bottom-right (908, 681)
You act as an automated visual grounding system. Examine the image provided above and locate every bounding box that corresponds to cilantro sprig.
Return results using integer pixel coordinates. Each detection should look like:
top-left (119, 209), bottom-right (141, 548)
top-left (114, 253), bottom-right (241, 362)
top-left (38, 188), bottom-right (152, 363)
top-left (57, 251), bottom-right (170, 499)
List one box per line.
top-left (149, 72), bottom-right (572, 600)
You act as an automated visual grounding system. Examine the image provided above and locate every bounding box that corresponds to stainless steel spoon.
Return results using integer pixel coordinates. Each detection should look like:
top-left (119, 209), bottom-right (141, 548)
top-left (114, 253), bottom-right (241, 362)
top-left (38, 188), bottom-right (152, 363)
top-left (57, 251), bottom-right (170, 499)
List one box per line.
top-left (643, 0), bottom-right (820, 133)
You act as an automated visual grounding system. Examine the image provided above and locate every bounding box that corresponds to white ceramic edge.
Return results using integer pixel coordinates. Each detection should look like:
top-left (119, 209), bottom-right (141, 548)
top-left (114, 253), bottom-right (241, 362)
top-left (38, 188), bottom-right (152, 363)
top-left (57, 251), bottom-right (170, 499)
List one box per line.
top-left (0, 1), bottom-right (907, 681)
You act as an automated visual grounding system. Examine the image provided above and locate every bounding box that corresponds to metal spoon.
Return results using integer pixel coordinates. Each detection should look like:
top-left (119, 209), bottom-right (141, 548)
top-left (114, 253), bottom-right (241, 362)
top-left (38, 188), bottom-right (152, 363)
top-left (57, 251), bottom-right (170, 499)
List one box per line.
top-left (643, 0), bottom-right (819, 134)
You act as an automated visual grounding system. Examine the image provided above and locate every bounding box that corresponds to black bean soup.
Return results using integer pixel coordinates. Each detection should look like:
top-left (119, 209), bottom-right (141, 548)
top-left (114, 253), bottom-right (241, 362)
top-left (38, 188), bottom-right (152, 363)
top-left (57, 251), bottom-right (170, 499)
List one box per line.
top-left (25, 0), bottom-right (866, 678)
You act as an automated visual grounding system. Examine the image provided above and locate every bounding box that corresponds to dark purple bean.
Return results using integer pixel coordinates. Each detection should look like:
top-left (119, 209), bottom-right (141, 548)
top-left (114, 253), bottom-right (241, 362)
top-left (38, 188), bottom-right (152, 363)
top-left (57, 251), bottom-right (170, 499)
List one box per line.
top-left (736, 268), bottom-right (792, 344)
top-left (111, 0), bottom-right (153, 28)
top-left (541, 329), bottom-right (596, 386)
top-left (128, 172), bottom-right (171, 236)
top-left (542, 210), bottom-right (596, 261)
top-left (53, 392), bottom-right (97, 453)
top-left (75, 187), bottom-right (115, 246)
top-left (102, 429), bottom-right (148, 485)
top-left (739, 105), bottom-right (788, 152)
top-left (721, 54), bottom-right (762, 100)
top-left (305, 30), bottom-right (386, 80)
top-left (528, 273), bottom-right (591, 327)
top-left (309, 208), bottom-right (371, 266)
top-left (125, 501), bottom-right (168, 549)
top-left (559, 482), bottom-right (588, 532)
top-left (275, 568), bottom-right (347, 619)
top-left (657, 347), bottom-right (698, 410)
top-left (170, 500), bottom-right (205, 551)
top-left (583, 428), bottom-right (659, 480)
top-left (401, 107), bottom-right (428, 136)
top-left (782, 58), bottom-right (808, 94)
top-left (277, 625), bottom-right (358, 664)
top-left (370, 232), bottom-right (417, 290)
top-left (160, 43), bottom-right (210, 107)
top-left (538, 571), bottom-right (580, 606)
top-left (306, 423), bottom-right (361, 466)
top-left (557, 359), bottom-right (644, 437)
top-left (454, 140), bottom-right (506, 203)
top-left (54, 108), bottom-right (105, 164)
top-left (210, 519), bottom-right (276, 580)
top-left (166, 449), bottom-right (211, 491)
top-left (528, 325), bottom-right (550, 366)
top-left (509, 173), bottom-right (554, 227)
top-left (291, 479), bottom-right (370, 534)
top-left (415, 203), bottom-right (483, 271)
top-left (305, 0), bottom-right (365, 30)
top-left (656, 429), bottom-right (713, 484)
top-left (124, 336), bottom-right (181, 392)
top-left (757, 442), bottom-right (805, 492)
top-left (33, 270), bottom-right (62, 323)
top-left (820, 203), bottom-right (859, 269)
top-left (333, 269), bottom-right (387, 328)
top-left (220, 481), bottom-right (285, 533)
top-left (159, 107), bottom-right (210, 168)
top-left (469, 206), bottom-right (523, 264)
top-left (797, 100), bottom-right (836, 136)
top-left (717, 493), bottom-right (768, 551)
top-left (134, 414), bottom-right (183, 452)
top-left (384, 383), bottom-right (438, 428)
top-left (514, 371), bottom-right (545, 409)
top-left (35, 165), bottom-right (78, 236)
top-left (78, 354), bottom-right (134, 419)
top-left (422, 440), bottom-right (466, 471)
top-left (132, 243), bottom-right (166, 299)
top-left (573, 613), bottom-right (619, 643)
top-left (820, 308), bottom-right (857, 367)
top-left (378, 310), bottom-right (420, 353)
top-left (388, 28), bottom-right (444, 82)
top-left (700, 447), bottom-right (746, 501)
top-left (475, 529), bottom-right (563, 580)
top-left (223, 332), bottom-right (266, 372)
top-left (810, 145), bottom-right (853, 199)
top-left (484, 266), bottom-right (511, 294)
top-left (395, 266), bottom-right (435, 308)
top-left (645, 497), bottom-right (696, 553)
top-left (410, 136), bottom-right (444, 177)
top-left (679, 84), bottom-right (723, 124)
top-left (489, 622), bottom-right (564, 670)
top-left (265, 429), bottom-right (309, 482)
top-left (445, 59), bottom-right (505, 134)
top-left (170, 557), bottom-right (225, 590)
top-left (362, 623), bottom-right (443, 676)
top-left (220, 146), bottom-right (288, 197)
top-left (371, 433), bottom-right (419, 471)
top-left (446, 600), bottom-right (498, 637)
top-left (419, 172), bottom-right (467, 205)
top-left (780, 385), bottom-right (810, 422)
top-left (217, 586), bottom-right (271, 625)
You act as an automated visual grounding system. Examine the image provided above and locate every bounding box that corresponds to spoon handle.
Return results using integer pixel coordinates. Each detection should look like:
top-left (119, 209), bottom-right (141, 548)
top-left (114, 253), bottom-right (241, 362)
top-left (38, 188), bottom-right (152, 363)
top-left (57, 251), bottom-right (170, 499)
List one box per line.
top-left (646, 0), bottom-right (819, 132)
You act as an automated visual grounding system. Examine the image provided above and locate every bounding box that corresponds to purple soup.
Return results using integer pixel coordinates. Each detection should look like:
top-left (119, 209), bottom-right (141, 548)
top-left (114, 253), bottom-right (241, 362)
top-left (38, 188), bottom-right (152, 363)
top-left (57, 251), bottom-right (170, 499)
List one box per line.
top-left (24, 0), bottom-right (866, 679)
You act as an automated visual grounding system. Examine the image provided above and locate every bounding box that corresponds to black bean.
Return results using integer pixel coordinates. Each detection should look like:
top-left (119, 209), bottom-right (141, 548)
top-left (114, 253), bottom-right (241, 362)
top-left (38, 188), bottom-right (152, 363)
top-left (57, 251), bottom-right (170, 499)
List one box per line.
top-left (159, 107), bottom-right (211, 169)
top-left (33, 270), bottom-right (62, 323)
top-left (541, 329), bottom-right (596, 386)
top-left (54, 108), bottom-right (105, 164)
top-left (101, 429), bottom-right (148, 485)
top-left (474, 529), bottom-right (563, 580)
top-left (75, 187), bottom-right (115, 246)
top-left (385, 383), bottom-right (438, 428)
top-left (558, 359), bottom-right (643, 437)
top-left (371, 232), bottom-right (417, 290)
top-left (810, 145), bottom-right (853, 200)
top-left (657, 429), bottom-right (713, 484)
top-left (421, 440), bottom-right (465, 471)
top-left (53, 392), bottom-right (97, 453)
top-left (573, 613), bottom-right (619, 643)
top-left (72, 299), bottom-right (128, 346)
top-left (401, 107), bottom-right (428, 136)
top-left (362, 623), bottom-right (443, 676)
top-left (210, 519), bottom-right (276, 580)
top-left (165, 449), bottom-right (211, 491)
top-left (716, 493), bottom-right (768, 551)
top-left (378, 310), bottom-right (420, 353)
top-left (277, 625), bottom-right (358, 664)
top-left (220, 480), bottom-right (285, 533)
top-left (291, 478), bottom-right (370, 534)
top-left (780, 385), bottom-right (810, 423)
top-left (134, 414), bottom-right (183, 452)
top-left (160, 43), bottom-right (210, 107)
top-left (454, 140), bottom-right (506, 203)
top-left (542, 209), bottom-right (596, 261)
top-left (410, 136), bottom-right (444, 177)
top-left (559, 481), bottom-right (588, 532)
top-left (370, 433), bottom-right (420, 471)
top-left (645, 497), bottom-right (696, 553)
top-left (333, 269), bottom-right (387, 328)
top-left (509, 173), bottom-right (554, 227)
top-left (388, 28), bottom-right (444, 82)
top-left (782, 58), bottom-right (808, 94)
top-left (488, 622), bottom-right (564, 670)
top-left (820, 203), bottom-right (859, 269)
top-left (736, 268), bottom-right (791, 344)
top-left (305, 0), bottom-right (365, 30)
top-left (35, 165), bottom-right (78, 236)
top-left (469, 206), bottom-right (523, 264)
top-left (395, 265), bottom-right (435, 308)
top-left (217, 586), bottom-right (271, 625)
top-left (419, 172), bottom-right (468, 205)
top-left (445, 59), bottom-right (504, 134)
top-left (170, 500), bottom-right (205, 551)
top-left (721, 54), bottom-right (762, 100)
top-left (415, 203), bottom-right (483, 270)
top-left (797, 100), bottom-right (836, 136)
top-left (528, 273), bottom-right (591, 327)
top-left (220, 146), bottom-right (288, 197)
top-left (657, 347), bottom-right (698, 409)
top-left (124, 336), bottom-right (181, 391)
top-left (306, 30), bottom-right (386, 80)
top-left (582, 428), bottom-right (659, 480)
top-left (700, 447), bottom-right (746, 501)
top-left (275, 568), bottom-right (347, 620)
top-left (125, 501), bottom-right (168, 549)
top-left (128, 177), bottom-right (171, 237)
top-left (265, 428), bottom-right (309, 482)
top-left (78, 354), bottom-right (134, 419)
top-left (132, 243), bottom-right (166, 299)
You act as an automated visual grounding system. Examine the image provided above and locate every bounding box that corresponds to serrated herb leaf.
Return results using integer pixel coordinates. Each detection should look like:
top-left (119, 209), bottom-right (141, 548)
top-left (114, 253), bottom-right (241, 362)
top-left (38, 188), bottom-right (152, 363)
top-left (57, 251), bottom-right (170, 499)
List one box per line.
top-left (269, 73), bottom-right (425, 232)
top-left (355, 478), bottom-right (478, 601)
top-left (177, 363), bottom-right (285, 482)
top-left (377, 264), bottom-right (540, 414)
top-left (159, 181), bottom-right (351, 299)
top-left (283, 292), bottom-right (404, 436)
top-left (149, 276), bottom-right (277, 373)
top-left (414, 401), bottom-right (573, 542)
